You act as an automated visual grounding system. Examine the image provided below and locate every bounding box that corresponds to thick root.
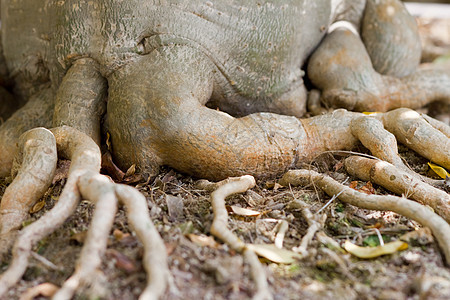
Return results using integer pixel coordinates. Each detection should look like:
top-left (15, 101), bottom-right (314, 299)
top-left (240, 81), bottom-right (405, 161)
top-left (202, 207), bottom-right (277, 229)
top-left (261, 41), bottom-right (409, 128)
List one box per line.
top-left (53, 58), bottom-right (107, 145)
top-left (0, 128), bottom-right (57, 257)
top-left (380, 108), bottom-right (450, 170)
top-left (0, 126), bottom-right (167, 299)
top-left (361, 0), bottom-right (421, 77)
top-left (53, 173), bottom-right (118, 300)
top-left (115, 185), bottom-right (169, 300)
top-left (0, 88), bottom-right (54, 177)
top-left (280, 170), bottom-right (450, 264)
top-left (345, 156), bottom-right (450, 223)
top-left (308, 28), bottom-right (450, 112)
top-left (209, 175), bottom-right (272, 300)
top-left (0, 126), bottom-right (100, 296)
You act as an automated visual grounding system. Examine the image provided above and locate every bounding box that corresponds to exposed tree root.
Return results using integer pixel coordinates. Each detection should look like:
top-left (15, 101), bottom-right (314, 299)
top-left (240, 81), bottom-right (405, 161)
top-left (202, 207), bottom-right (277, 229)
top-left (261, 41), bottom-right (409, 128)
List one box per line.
top-left (0, 88), bottom-right (54, 177)
top-left (0, 126), bottom-right (167, 299)
top-left (0, 128), bottom-right (57, 258)
top-left (209, 175), bottom-right (272, 300)
top-left (345, 156), bottom-right (450, 223)
top-left (53, 173), bottom-right (118, 299)
top-left (379, 108), bottom-right (450, 170)
top-left (279, 169), bottom-right (450, 264)
top-left (308, 28), bottom-right (450, 112)
top-left (115, 185), bottom-right (169, 300)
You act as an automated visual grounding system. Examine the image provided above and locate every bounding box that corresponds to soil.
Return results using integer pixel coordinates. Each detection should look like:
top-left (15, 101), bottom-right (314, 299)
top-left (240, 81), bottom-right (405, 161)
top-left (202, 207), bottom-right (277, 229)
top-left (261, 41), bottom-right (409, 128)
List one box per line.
top-left (1, 14), bottom-right (450, 300)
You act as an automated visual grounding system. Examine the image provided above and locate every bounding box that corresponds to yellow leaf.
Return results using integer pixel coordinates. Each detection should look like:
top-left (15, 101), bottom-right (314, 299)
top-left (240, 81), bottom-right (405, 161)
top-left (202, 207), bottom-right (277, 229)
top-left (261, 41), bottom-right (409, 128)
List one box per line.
top-left (362, 112), bottom-right (381, 115)
top-left (187, 234), bottom-right (219, 248)
top-left (29, 200), bottom-right (45, 214)
top-left (246, 244), bottom-right (303, 264)
top-left (344, 240), bottom-right (408, 259)
top-left (428, 162), bottom-right (449, 179)
top-left (227, 205), bottom-right (261, 217)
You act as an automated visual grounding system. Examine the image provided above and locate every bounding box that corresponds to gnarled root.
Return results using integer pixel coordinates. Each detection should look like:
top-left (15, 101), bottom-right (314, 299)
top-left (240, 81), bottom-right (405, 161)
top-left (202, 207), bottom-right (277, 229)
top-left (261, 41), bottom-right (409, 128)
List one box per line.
top-left (0, 126), bottom-right (168, 300)
top-left (0, 128), bottom-right (57, 258)
top-left (0, 88), bottom-right (54, 177)
top-left (279, 169), bottom-right (450, 264)
top-left (308, 28), bottom-right (450, 112)
top-left (345, 156), bottom-right (450, 223)
top-left (209, 175), bottom-right (272, 300)
top-left (380, 108), bottom-right (450, 170)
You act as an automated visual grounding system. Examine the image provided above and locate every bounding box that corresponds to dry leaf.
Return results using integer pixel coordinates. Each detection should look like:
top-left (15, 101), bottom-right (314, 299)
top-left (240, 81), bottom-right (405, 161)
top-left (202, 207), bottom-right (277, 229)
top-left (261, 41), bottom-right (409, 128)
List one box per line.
top-left (105, 131), bottom-right (112, 151)
top-left (226, 205), bottom-right (261, 217)
top-left (334, 161), bottom-right (344, 172)
top-left (106, 249), bottom-right (137, 273)
top-left (344, 240), bottom-right (408, 259)
top-left (360, 181), bottom-right (375, 195)
top-left (101, 151), bottom-right (125, 181)
top-left (19, 283), bottom-right (59, 300)
top-left (349, 181), bottom-right (358, 189)
top-left (400, 228), bottom-right (434, 245)
top-left (125, 164), bottom-right (136, 177)
top-left (113, 229), bottom-right (137, 246)
top-left (246, 244), bottom-right (303, 264)
top-left (428, 162), bottom-right (449, 179)
top-left (166, 194), bottom-right (184, 220)
top-left (70, 231), bottom-right (88, 244)
top-left (187, 234), bottom-right (219, 248)
top-left (52, 159), bottom-right (71, 184)
top-left (362, 112), bottom-right (381, 115)
top-left (349, 181), bottom-right (375, 195)
top-left (29, 200), bottom-right (45, 214)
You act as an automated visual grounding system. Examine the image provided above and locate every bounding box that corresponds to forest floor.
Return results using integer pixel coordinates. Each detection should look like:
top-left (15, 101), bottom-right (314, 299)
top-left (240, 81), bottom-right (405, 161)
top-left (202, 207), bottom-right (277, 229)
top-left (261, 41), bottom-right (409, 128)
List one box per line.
top-left (2, 143), bottom-right (450, 300)
top-left (1, 13), bottom-right (450, 300)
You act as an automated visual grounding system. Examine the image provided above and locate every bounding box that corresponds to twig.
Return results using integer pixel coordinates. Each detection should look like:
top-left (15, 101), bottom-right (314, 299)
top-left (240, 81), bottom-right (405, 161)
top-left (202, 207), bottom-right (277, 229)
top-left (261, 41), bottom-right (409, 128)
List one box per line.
top-left (280, 169), bottom-right (450, 264)
top-left (30, 252), bottom-right (60, 271)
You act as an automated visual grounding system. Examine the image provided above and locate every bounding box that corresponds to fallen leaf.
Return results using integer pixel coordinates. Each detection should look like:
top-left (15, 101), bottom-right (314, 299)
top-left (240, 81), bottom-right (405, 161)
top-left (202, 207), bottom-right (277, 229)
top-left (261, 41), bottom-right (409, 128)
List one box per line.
top-left (113, 229), bottom-right (137, 246)
top-left (20, 283), bottom-right (59, 300)
top-left (161, 170), bottom-right (177, 183)
top-left (105, 131), bottom-right (112, 151)
top-left (334, 161), bottom-right (344, 172)
top-left (349, 181), bottom-right (375, 195)
top-left (400, 228), bottom-right (434, 245)
top-left (113, 229), bottom-right (128, 240)
top-left (187, 234), bottom-right (219, 248)
top-left (362, 112), bottom-right (381, 115)
top-left (70, 231), bottom-right (88, 244)
top-left (106, 249), bottom-right (137, 273)
top-left (29, 200), bottom-right (45, 214)
top-left (101, 151), bottom-right (125, 181)
top-left (246, 244), bottom-right (303, 264)
top-left (125, 164), bottom-right (136, 177)
top-left (360, 181), bottom-right (375, 195)
top-left (428, 162), bottom-right (449, 179)
top-left (122, 173), bottom-right (143, 185)
top-left (273, 182), bottom-right (283, 191)
top-left (52, 159), bottom-right (71, 184)
top-left (344, 240), bottom-right (408, 259)
top-left (226, 205), bottom-right (261, 217)
top-left (166, 194), bottom-right (184, 220)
